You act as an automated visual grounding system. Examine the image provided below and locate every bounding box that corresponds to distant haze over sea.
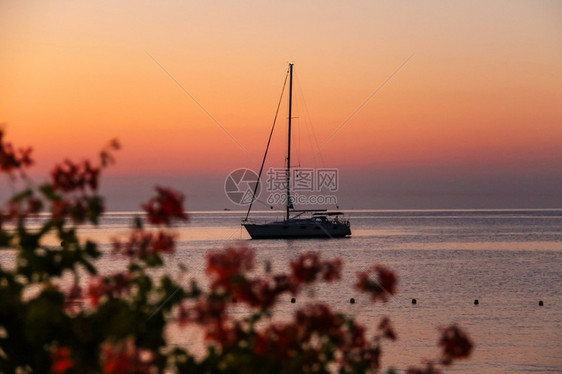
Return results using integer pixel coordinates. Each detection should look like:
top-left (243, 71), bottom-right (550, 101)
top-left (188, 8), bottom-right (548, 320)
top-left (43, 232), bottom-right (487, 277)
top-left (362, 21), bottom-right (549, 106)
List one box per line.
top-left (31, 170), bottom-right (560, 212)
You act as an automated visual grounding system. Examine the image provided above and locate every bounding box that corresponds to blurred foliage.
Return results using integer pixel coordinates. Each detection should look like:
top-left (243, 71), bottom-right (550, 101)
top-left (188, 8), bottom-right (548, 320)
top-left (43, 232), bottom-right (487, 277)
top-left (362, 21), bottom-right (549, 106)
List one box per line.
top-left (0, 130), bottom-right (472, 373)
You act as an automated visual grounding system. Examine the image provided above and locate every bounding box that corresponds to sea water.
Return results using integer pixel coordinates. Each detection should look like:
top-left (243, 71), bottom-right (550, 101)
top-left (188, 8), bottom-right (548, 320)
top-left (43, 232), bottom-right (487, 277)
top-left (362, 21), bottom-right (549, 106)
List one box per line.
top-left (2, 210), bottom-right (561, 373)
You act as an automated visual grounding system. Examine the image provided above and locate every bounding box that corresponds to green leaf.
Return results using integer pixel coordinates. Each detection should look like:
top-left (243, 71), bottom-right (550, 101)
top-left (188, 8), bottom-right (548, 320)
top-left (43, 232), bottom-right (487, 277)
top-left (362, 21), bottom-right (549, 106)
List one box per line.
top-left (10, 188), bottom-right (32, 203)
top-left (39, 183), bottom-right (60, 202)
top-left (133, 216), bottom-right (143, 229)
top-left (84, 240), bottom-right (101, 259)
top-left (86, 195), bottom-right (104, 225)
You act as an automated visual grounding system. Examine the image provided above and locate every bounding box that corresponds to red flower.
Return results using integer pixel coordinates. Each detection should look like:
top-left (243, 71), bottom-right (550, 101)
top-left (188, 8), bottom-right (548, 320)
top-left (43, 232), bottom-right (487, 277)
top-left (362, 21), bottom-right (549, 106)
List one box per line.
top-left (142, 186), bottom-right (188, 225)
top-left (290, 253), bottom-right (343, 285)
top-left (51, 347), bottom-right (74, 373)
top-left (438, 325), bottom-right (473, 365)
top-left (151, 230), bottom-right (176, 254)
top-left (290, 253), bottom-right (321, 284)
top-left (87, 278), bottom-right (109, 307)
top-left (51, 200), bottom-right (70, 223)
top-left (65, 281), bottom-right (83, 313)
top-left (355, 265), bottom-right (397, 302)
top-left (361, 346), bottom-right (382, 370)
top-left (87, 273), bottom-right (131, 306)
top-left (0, 130), bottom-right (34, 173)
top-left (51, 160), bottom-right (100, 192)
top-left (178, 296), bottom-right (227, 327)
top-left (112, 229), bottom-right (177, 259)
top-left (102, 340), bottom-right (154, 374)
top-left (295, 303), bottom-right (342, 340)
top-left (323, 258), bottom-right (342, 282)
top-left (232, 278), bottom-right (279, 309)
top-left (272, 274), bottom-right (298, 295)
top-left (50, 195), bottom-right (104, 225)
top-left (206, 321), bottom-right (245, 348)
top-left (206, 245), bottom-right (255, 290)
top-left (255, 324), bottom-right (300, 360)
top-left (253, 332), bottom-right (270, 356)
top-left (377, 317), bottom-right (397, 341)
top-left (345, 323), bottom-right (366, 349)
top-left (26, 196), bottom-right (42, 214)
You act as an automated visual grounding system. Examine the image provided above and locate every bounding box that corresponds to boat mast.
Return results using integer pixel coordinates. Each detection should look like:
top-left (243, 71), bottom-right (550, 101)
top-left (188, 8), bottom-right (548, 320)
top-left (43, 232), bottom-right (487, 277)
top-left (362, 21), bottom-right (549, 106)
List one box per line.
top-left (286, 63), bottom-right (293, 221)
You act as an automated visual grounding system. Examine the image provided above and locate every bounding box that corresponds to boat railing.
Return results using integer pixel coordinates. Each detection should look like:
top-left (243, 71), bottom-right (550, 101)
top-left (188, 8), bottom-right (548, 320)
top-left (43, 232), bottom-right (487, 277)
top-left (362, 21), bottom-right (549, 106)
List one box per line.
top-left (328, 217), bottom-right (350, 226)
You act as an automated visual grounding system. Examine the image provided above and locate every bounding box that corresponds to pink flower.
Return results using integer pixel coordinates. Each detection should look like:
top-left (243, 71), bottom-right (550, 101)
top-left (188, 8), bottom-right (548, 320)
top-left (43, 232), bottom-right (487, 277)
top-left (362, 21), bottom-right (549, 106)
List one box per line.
top-left (206, 245), bottom-right (255, 290)
top-left (51, 160), bottom-right (100, 192)
top-left (438, 325), bottom-right (473, 365)
top-left (0, 130), bottom-right (34, 172)
top-left (112, 229), bottom-right (177, 259)
top-left (142, 186), bottom-right (188, 225)
top-left (102, 340), bottom-right (155, 374)
top-left (178, 296), bottom-right (226, 327)
top-left (377, 317), bottom-right (397, 341)
top-left (290, 252), bottom-right (343, 285)
top-left (65, 281), bottom-right (83, 313)
top-left (295, 303), bottom-right (342, 340)
top-left (51, 347), bottom-right (74, 373)
top-left (87, 273), bottom-right (131, 306)
top-left (355, 265), bottom-right (397, 302)
top-left (255, 324), bottom-right (300, 360)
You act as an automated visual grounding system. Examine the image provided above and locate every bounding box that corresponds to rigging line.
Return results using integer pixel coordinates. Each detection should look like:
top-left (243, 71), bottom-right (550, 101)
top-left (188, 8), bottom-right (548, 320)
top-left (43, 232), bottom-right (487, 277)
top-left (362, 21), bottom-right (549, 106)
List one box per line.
top-left (294, 72), bottom-right (303, 166)
top-left (146, 52), bottom-right (250, 156)
top-left (295, 84), bottom-right (302, 167)
top-left (244, 67), bottom-right (290, 221)
top-left (312, 54), bottom-right (414, 157)
top-left (295, 72), bottom-right (325, 167)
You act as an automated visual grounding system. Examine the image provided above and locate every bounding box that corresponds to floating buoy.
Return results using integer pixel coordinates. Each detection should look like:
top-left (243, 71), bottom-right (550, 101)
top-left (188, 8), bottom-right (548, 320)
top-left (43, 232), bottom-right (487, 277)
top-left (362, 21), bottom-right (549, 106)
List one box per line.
top-left (350, 298), bottom-right (355, 304)
top-left (474, 299), bottom-right (479, 305)
top-left (412, 298), bottom-right (417, 305)
top-left (539, 300), bottom-right (544, 306)
top-left (290, 297), bottom-right (296, 303)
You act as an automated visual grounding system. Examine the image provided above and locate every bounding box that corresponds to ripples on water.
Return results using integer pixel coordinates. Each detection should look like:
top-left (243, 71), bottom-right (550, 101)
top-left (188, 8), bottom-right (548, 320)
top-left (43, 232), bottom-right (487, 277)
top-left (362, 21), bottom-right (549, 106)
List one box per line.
top-left (1, 210), bottom-right (561, 373)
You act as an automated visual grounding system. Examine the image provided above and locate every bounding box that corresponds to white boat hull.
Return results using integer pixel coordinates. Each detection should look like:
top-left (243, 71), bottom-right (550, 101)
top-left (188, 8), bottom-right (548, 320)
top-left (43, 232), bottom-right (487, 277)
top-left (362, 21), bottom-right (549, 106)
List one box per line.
top-left (243, 220), bottom-right (351, 239)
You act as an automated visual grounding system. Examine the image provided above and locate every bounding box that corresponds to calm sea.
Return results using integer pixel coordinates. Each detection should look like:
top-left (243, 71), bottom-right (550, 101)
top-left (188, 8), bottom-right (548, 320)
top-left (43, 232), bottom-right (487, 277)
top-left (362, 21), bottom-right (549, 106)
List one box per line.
top-left (3, 209), bottom-right (561, 373)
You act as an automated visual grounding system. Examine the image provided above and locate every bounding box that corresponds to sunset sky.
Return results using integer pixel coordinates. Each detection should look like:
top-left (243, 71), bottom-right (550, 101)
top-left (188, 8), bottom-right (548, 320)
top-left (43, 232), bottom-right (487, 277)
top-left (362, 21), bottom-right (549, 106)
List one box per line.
top-left (1, 1), bottom-right (561, 210)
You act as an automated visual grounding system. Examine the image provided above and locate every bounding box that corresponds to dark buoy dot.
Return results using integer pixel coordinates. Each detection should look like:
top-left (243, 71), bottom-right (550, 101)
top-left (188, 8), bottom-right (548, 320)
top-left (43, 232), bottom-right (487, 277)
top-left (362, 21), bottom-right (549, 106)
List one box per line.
top-left (539, 300), bottom-right (544, 306)
top-left (290, 297), bottom-right (296, 304)
top-left (350, 298), bottom-right (355, 304)
top-left (412, 298), bottom-right (417, 305)
top-left (474, 299), bottom-right (479, 305)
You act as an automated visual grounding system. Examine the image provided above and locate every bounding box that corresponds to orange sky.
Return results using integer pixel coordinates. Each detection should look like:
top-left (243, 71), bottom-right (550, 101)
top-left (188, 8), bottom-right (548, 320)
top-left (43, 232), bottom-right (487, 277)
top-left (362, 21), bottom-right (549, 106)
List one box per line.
top-left (1, 1), bottom-right (561, 209)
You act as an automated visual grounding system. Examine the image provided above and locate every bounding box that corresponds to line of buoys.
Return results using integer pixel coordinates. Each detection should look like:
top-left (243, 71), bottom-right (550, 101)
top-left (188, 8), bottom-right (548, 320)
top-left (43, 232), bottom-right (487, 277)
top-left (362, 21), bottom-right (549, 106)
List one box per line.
top-left (283, 298), bottom-right (546, 306)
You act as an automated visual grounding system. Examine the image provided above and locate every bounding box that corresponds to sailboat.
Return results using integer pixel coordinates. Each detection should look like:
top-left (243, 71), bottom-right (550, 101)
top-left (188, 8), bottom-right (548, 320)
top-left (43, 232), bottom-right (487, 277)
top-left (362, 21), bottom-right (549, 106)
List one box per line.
top-left (242, 64), bottom-right (351, 239)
